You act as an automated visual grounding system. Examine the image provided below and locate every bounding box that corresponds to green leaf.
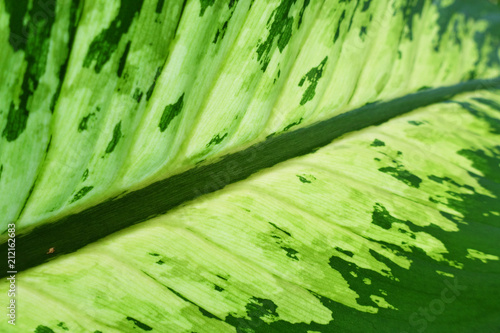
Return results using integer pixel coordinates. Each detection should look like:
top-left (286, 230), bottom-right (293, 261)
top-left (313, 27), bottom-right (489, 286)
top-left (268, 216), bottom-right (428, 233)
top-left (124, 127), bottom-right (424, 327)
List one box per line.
top-left (1, 0), bottom-right (500, 332)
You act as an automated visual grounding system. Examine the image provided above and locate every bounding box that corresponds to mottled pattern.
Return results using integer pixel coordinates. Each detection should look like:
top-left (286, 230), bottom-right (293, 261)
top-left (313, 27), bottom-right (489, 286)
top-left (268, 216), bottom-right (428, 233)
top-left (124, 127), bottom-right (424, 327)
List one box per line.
top-left (1, 1), bottom-right (500, 330)
top-left (1, 91), bottom-right (499, 332)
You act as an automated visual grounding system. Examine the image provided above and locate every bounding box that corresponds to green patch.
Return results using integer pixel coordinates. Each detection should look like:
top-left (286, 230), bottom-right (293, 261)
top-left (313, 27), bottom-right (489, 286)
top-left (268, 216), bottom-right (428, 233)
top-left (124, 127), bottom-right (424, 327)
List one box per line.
top-left (83, 1), bottom-right (144, 73)
top-left (427, 175), bottom-right (472, 191)
top-left (362, 0), bottom-right (371, 11)
top-left (360, 26), bottom-right (367, 39)
top-left (378, 166), bottom-right (422, 188)
top-left (155, 0), bottom-right (165, 14)
top-left (57, 322), bottom-right (69, 331)
top-left (283, 117), bottom-right (303, 131)
top-left (156, 259), bottom-right (165, 265)
top-left (2, 104), bottom-right (29, 142)
top-left (377, 152), bottom-right (422, 188)
top-left (2, 0), bottom-right (57, 141)
top-left (372, 203), bottom-right (399, 231)
top-left (117, 41), bottom-right (131, 77)
top-left (50, 0), bottom-right (83, 113)
top-left (451, 100), bottom-right (500, 135)
top-left (34, 325), bottom-right (55, 333)
top-left (214, 285), bottom-right (224, 291)
top-left (78, 113), bottom-right (95, 132)
top-left (159, 94), bottom-right (184, 132)
top-left (334, 10), bottom-right (346, 43)
top-left (165, 286), bottom-right (218, 319)
top-left (458, 148), bottom-right (500, 183)
top-left (206, 133), bottom-right (228, 147)
top-left (146, 67), bottom-right (162, 101)
top-left (298, 57), bottom-right (328, 105)
top-left (105, 121), bottom-right (122, 154)
top-left (269, 222), bottom-right (292, 237)
top-left (281, 246), bottom-right (299, 260)
top-left (229, 0), bottom-right (238, 9)
top-left (126, 316), bottom-right (153, 331)
top-left (370, 139), bottom-right (385, 147)
top-left (199, 0), bottom-right (216, 16)
top-left (407, 120), bottom-right (424, 126)
top-left (213, 21), bottom-right (229, 44)
top-left (335, 246), bottom-right (354, 257)
top-left (81, 169), bottom-right (89, 182)
top-left (329, 252), bottom-right (386, 307)
top-left (400, 0), bottom-right (426, 40)
top-left (132, 88), bottom-right (143, 103)
top-left (225, 297), bottom-right (279, 331)
top-left (70, 186), bottom-right (94, 203)
top-left (256, 0), bottom-right (298, 71)
top-left (298, 0), bottom-right (310, 28)
top-left (297, 175), bottom-right (311, 183)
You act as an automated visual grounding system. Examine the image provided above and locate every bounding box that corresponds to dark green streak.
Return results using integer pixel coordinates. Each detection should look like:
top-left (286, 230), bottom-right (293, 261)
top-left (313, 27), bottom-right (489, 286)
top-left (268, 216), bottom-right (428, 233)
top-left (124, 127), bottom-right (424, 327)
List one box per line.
top-left (156, 0), bottom-right (165, 14)
top-left (51, 0), bottom-right (83, 113)
top-left (297, 0), bottom-right (310, 28)
top-left (269, 222), bottom-right (291, 236)
top-left (256, 0), bottom-right (298, 72)
top-left (159, 94), bottom-right (184, 132)
top-left (83, 0), bottom-right (144, 73)
top-left (133, 88), bottom-right (144, 103)
top-left (297, 175), bottom-right (311, 183)
top-left (125, 317), bottom-right (152, 331)
top-left (78, 113), bottom-right (94, 132)
top-left (213, 21), bottom-right (228, 44)
top-left (146, 67), bottom-right (162, 101)
top-left (117, 41), bottom-right (131, 77)
top-left (335, 246), bottom-right (354, 257)
top-left (105, 122), bottom-right (122, 154)
top-left (334, 10), bottom-right (346, 43)
top-left (199, 0), bottom-right (216, 16)
top-left (2, 0), bottom-right (57, 141)
top-left (34, 325), bottom-right (55, 333)
top-left (283, 118), bottom-right (303, 131)
top-left (281, 246), bottom-right (299, 260)
top-left (57, 322), bottom-right (69, 331)
top-left (2, 77), bottom-right (499, 276)
top-left (371, 139), bottom-right (385, 147)
top-left (70, 186), bottom-right (94, 203)
top-left (298, 57), bottom-right (328, 105)
top-left (378, 165), bottom-right (422, 188)
top-left (82, 169), bottom-right (89, 182)
top-left (4, 0), bottom-right (29, 51)
top-left (206, 133), bottom-right (228, 147)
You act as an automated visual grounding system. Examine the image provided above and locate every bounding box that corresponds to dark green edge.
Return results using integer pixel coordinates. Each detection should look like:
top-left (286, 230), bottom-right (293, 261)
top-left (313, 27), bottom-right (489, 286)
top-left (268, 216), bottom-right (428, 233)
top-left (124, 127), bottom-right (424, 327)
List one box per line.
top-left (1, 76), bottom-right (499, 277)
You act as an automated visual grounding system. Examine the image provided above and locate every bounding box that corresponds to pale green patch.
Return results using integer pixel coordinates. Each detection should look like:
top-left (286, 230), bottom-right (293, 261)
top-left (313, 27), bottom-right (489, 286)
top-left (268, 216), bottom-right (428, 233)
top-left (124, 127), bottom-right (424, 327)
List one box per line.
top-left (436, 270), bottom-right (454, 278)
top-left (466, 249), bottom-right (500, 263)
top-left (370, 295), bottom-right (398, 310)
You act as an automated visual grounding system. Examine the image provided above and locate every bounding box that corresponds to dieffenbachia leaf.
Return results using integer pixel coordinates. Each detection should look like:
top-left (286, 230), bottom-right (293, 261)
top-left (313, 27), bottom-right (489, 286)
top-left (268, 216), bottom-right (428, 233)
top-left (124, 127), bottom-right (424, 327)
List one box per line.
top-left (1, 0), bottom-right (499, 332)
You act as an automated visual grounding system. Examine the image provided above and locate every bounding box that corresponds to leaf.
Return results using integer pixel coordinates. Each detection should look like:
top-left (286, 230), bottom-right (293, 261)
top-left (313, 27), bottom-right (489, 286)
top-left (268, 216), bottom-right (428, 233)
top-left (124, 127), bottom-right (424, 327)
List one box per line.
top-left (1, 0), bottom-right (500, 332)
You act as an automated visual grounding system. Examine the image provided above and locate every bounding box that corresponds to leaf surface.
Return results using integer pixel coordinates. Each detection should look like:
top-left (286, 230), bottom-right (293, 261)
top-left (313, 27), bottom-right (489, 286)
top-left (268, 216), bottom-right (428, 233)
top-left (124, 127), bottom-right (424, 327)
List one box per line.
top-left (1, 0), bottom-right (500, 332)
